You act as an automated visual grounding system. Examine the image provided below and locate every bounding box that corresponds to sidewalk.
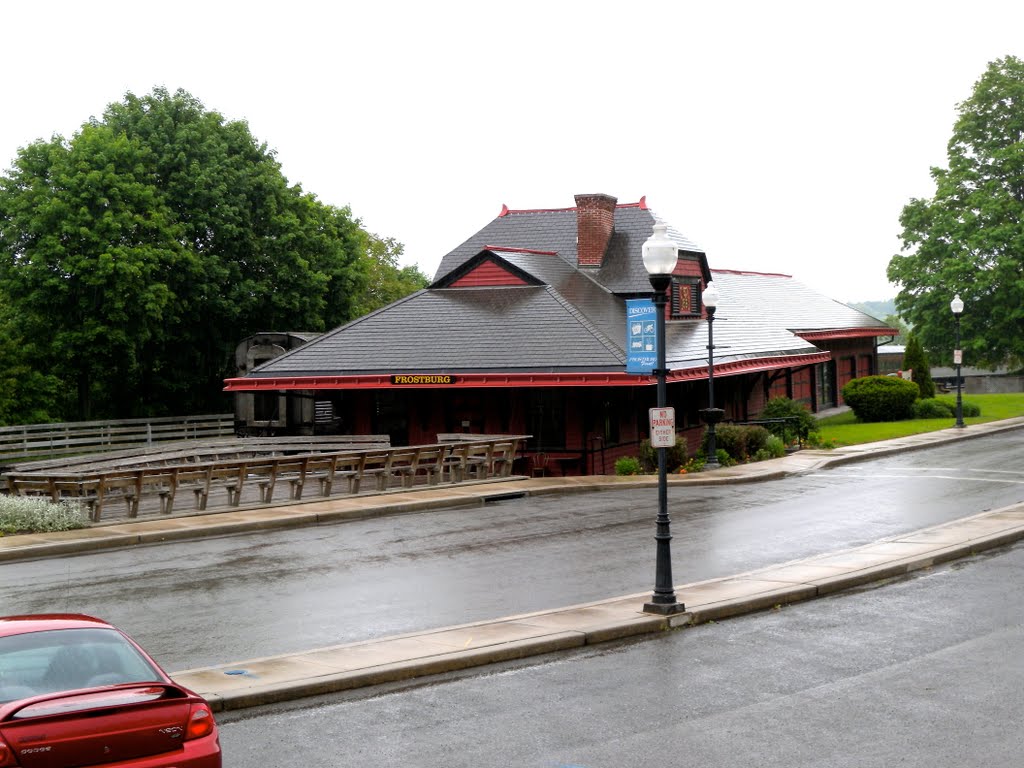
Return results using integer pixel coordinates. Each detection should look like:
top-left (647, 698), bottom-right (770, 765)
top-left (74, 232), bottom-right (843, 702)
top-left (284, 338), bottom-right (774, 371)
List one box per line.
top-left (5, 417), bottom-right (1024, 712)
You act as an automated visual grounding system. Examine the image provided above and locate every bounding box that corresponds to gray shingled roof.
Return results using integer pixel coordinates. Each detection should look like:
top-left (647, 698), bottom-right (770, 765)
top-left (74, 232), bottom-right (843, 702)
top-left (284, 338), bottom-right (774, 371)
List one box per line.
top-left (708, 270), bottom-right (894, 334)
top-left (433, 205), bottom-right (704, 294)
top-left (252, 281), bottom-right (625, 376)
top-left (244, 203), bottom-right (893, 381)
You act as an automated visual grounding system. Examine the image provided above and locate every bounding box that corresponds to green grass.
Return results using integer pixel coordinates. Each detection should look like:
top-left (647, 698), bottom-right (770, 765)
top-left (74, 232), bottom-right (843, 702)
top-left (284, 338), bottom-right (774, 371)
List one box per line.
top-left (815, 393), bottom-right (1024, 447)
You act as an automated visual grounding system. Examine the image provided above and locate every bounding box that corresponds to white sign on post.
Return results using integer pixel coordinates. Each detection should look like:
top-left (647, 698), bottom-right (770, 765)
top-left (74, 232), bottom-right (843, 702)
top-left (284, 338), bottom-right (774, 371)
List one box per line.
top-left (954, 349), bottom-right (962, 365)
top-left (649, 407), bottom-right (676, 448)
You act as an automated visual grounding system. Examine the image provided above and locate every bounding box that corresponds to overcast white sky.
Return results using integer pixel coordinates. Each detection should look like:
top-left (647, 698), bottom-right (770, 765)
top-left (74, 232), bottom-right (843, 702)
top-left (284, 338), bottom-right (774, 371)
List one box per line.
top-left (3, 1), bottom-right (1022, 303)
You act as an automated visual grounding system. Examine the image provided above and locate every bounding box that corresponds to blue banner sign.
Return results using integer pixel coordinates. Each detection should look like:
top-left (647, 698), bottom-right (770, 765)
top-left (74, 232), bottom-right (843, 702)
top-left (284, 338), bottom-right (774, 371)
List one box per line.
top-left (626, 299), bottom-right (657, 374)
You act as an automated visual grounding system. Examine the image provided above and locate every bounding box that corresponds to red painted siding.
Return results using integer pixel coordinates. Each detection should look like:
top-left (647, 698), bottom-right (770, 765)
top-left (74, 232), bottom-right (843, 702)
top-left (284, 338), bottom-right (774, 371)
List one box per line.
top-left (857, 354), bottom-right (873, 377)
top-left (451, 262), bottom-right (529, 287)
top-left (673, 259), bottom-right (704, 279)
top-left (791, 368), bottom-right (814, 405)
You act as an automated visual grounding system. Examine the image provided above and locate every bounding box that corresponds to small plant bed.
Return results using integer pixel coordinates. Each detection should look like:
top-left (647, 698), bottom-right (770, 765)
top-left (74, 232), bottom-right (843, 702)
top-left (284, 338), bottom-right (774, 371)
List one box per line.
top-left (0, 496), bottom-right (88, 536)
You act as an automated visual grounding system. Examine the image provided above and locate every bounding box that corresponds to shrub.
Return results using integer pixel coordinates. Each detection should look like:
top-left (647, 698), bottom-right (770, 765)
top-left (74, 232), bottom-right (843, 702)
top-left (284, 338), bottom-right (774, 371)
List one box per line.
top-left (615, 456), bottom-right (642, 476)
top-left (639, 436), bottom-right (687, 473)
top-left (743, 425), bottom-right (771, 456)
top-left (757, 397), bottom-right (816, 444)
top-left (841, 375), bottom-right (919, 422)
top-left (638, 439), bottom-right (655, 473)
top-left (753, 435), bottom-right (786, 462)
top-left (0, 497), bottom-right (88, 536)
top-left (765, 434), bottom-right (786, 458)
top-left (902, 333), bottom-right (936, 399)
top-left (667, 436), bottom-right (688, 472)
top-left (912, 398), bottom-right (954, 419)
top-left (705, 424), bottom-right (771, 462)
top-left (707, 423), bottom-right (746, 460)
top-left (936, 397), bottom-right (982, 418)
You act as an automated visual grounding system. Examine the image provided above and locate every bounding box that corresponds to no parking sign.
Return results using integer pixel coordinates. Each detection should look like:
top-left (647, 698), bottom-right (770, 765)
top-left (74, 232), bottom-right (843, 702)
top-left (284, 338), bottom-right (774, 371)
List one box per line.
top-left (649, 407), bottom-right (676, 448)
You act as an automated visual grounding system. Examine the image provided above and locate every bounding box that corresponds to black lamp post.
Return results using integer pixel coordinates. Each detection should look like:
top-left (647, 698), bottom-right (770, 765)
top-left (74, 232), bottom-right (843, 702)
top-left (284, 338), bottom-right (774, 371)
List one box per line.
top-left (641, 221), bottom-right (685, 616)
top-left (951, 293), bottom-right (965, 428)
top-left (700, 281), bottom-right (724, 467)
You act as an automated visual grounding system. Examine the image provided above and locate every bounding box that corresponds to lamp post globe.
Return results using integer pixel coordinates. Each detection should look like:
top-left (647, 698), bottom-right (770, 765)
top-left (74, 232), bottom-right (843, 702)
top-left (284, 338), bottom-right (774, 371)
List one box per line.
top-left (641, 220), bottom-right (684, 615)
top-left (702, 280), bottom-right (720, 310)
top-left (951, 294), bottom-right (964, 428)
top-left (641, 221), bottom-right (678, 277)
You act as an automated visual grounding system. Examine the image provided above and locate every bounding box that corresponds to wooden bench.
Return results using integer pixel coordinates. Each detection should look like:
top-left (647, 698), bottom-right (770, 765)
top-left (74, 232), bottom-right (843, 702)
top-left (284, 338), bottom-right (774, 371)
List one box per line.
top-left (358, 450), bottom-right (396, 492)
top-left (2, 437), bottom-right (527, 519)
top-left (386, 445), bottom-right (450, 488)
top-left (306, 453), bottom-right (366, 497)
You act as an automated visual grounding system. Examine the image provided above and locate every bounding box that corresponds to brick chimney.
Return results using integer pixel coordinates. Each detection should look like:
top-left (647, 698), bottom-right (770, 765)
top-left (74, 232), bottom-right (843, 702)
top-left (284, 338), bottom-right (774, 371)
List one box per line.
top-left (574, 193), bottom-right (617, 267)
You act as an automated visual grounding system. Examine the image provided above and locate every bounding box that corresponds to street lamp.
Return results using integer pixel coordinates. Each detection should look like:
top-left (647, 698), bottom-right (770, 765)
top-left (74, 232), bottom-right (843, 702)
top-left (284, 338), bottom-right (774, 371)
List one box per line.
top-left (641, 221), bottom-right (685, 615)
top-left (951, 294), bottom-right (965, 428)
top-left (700, 281), bottom-right (724, 467)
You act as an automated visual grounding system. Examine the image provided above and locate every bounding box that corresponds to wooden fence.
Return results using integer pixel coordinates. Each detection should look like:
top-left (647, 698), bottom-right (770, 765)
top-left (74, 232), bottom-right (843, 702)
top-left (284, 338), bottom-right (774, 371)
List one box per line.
top-left (0, 415), bottom-right (234, 465)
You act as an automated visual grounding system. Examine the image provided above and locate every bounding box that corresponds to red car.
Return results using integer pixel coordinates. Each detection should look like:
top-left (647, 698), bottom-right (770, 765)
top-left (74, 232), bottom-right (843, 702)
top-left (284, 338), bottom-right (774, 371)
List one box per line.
top-left (0, 614), bottom-right (221, 767)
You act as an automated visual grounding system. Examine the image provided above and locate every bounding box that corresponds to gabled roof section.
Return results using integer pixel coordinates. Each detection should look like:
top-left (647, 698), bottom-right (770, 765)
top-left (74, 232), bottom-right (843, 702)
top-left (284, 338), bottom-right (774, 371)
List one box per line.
top-left (432, 199), bottom-right (707, 295)
top-left (432, 250), bottom-right (545, 289)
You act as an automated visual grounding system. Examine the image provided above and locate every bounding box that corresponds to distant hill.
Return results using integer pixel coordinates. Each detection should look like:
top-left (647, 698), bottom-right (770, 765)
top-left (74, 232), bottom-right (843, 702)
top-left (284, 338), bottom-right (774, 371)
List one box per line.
top-left (848, 299), bottom-right (896, 321)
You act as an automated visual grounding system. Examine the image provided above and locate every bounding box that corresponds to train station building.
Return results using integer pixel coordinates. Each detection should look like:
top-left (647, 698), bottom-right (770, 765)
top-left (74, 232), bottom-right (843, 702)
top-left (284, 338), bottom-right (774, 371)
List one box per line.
top-left (224, 193), bottom-right (894, 474)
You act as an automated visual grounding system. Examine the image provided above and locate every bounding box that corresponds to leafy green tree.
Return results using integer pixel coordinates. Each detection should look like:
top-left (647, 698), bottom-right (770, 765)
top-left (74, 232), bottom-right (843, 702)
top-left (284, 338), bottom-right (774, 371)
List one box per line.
top-left (0, 88), bottom-right (374, 420)
top-left (353, 234), bottom-right (430, 316)
top-left (0, 298), bottom-right (64, 425)
top-left (902, 333), bottom-right (936, 398)
top-left (887, 55), bottom-right (1024, 371)
top-left (882, 314), bottom-right (910, 345)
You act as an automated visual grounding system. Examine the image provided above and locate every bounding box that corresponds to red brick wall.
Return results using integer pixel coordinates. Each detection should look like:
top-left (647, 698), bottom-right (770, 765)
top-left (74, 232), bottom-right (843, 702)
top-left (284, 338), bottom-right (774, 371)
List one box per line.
top-left (575, 194), bottom-right (617, 267)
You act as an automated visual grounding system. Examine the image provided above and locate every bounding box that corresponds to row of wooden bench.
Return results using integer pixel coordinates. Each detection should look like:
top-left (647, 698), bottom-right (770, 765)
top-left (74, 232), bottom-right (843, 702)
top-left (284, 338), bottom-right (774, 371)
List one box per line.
top-left (2, 439), bottom-right (523, 522)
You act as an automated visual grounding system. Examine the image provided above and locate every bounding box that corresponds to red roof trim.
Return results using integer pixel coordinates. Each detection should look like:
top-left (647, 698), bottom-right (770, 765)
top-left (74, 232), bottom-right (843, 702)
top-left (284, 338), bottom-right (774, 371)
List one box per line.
top-left (222, 353), bottom-right (832, 392)
top-left (798, 328), bottom-right (895, 341)
top-left (711, 268), bottom-right (793, 279)
top-left (483, 245), bottom-right (559, 256)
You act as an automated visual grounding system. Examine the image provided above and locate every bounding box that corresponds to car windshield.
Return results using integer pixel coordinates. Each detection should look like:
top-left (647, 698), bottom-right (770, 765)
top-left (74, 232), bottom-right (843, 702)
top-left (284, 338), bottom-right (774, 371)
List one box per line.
top-left (0, 627), bottom-right (162, 703)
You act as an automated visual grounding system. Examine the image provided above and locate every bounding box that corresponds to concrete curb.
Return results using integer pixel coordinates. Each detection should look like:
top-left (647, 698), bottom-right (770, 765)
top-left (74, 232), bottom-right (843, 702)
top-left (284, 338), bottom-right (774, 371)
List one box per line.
top-left (172, 499), bottom-right (1024, 712)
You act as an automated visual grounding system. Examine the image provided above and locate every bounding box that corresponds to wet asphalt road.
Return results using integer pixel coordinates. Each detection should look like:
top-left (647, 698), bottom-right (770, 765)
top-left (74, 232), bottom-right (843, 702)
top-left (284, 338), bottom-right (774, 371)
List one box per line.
top-left (216, 538), bottom-right (1024, 768)
top-left (3, 430), bottom-right (1023, 671)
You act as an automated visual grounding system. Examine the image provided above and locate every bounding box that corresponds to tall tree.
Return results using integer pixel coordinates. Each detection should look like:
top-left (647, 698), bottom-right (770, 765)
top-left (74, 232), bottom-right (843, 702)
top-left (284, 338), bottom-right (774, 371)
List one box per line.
top-left (0, 88), bottom-right (374, 419)
top-left (353, 234), bottom-right (430, 316)
top-left (882, 314), bottom-right (910, 345)
top-left (902, 332), bottom-right (936, 399)
top-left (887, 55), bottom-right (1024, 370)
top-left (0, 296), bottom-right (64, 425)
